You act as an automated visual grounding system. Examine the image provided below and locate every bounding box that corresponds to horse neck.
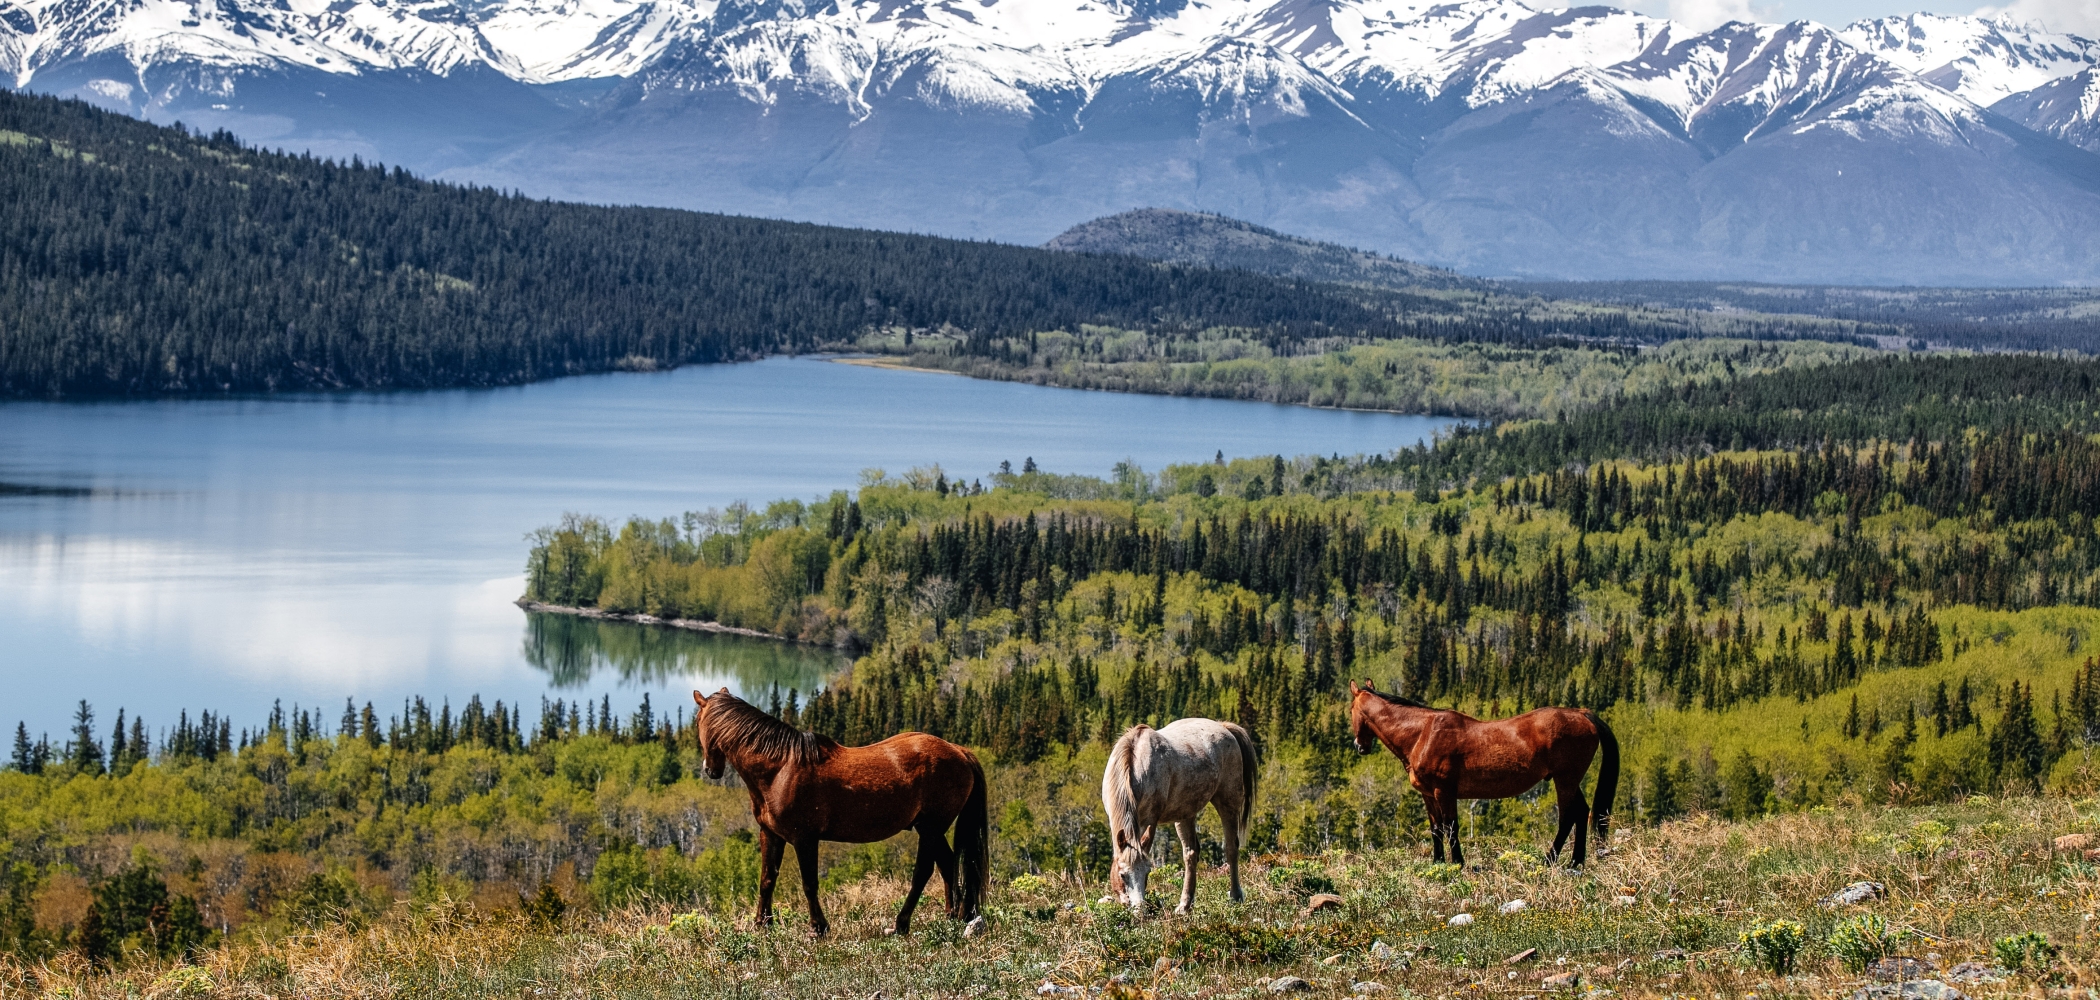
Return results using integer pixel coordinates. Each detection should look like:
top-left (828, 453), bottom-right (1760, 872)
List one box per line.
top-left (1369, 699), bottom-right (1432, 747)
top-left (716, 729), bottom-right (789, 787)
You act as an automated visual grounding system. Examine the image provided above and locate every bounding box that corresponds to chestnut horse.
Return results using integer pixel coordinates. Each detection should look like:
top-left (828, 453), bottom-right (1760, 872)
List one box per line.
top-left (693, 688), bottom-right (988, 935)
top-left (1348, 682), bottom-right (1617, 868)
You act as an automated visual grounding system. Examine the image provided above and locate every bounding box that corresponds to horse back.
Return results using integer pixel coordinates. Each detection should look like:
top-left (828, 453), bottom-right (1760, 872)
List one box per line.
top-left (1117, 719), bottom-right (1251, 826)
top-left (772, 732), bottom-right (978, 844)
top-left (1440, 707), bottom-right (1602, 795)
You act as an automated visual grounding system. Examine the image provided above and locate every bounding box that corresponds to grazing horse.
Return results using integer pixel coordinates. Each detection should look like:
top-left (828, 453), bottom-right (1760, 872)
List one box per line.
top-left (1347, 681), bottom-right (1617, 868)
top-left (1102, 718), bottom-right (1260, 914)
top-left (692, 688), bottom-right (988, 935)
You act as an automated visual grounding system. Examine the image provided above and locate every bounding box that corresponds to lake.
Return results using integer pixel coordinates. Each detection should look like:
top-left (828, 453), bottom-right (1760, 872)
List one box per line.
top-left (0, 357), bottom-right (1452, 741)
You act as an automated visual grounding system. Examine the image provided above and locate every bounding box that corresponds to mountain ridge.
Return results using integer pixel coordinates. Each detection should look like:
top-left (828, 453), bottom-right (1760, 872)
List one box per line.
top-left (6, 0), bottom-right (2100, 283)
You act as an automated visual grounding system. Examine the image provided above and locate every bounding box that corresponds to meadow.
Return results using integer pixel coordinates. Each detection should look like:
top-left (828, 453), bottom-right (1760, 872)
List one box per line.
top-left (8, 794), bottom-right (2096, 999)
top-left (6, 350), bottom-right (2100, 997)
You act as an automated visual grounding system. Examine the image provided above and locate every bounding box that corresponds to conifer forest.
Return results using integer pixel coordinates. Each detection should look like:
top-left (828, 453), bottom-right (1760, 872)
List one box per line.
top-left (6, 82), bottom-right (2100, 1000)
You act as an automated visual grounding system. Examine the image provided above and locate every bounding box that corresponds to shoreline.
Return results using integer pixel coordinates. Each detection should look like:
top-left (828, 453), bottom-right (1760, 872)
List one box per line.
top-left (515, 599), bottom-right (830, 648)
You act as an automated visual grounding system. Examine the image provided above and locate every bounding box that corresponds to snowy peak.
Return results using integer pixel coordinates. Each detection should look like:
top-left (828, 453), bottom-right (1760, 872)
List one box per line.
top-left (1840, 12), bottom-right (2098, 107)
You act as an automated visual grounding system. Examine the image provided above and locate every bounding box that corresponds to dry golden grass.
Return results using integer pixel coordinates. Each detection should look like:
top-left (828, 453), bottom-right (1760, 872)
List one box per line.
top-left (7, 795), bottom-right (2097, 1000)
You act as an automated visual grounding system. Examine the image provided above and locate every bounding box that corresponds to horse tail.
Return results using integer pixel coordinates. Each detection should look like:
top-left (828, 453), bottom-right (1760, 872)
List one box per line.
top-left (956, 752), bottom-right (990, 919)
top-left (1587, 709), bottom-right (1619, 846)
top-left (1224, 721), bottom-right (1260, 843)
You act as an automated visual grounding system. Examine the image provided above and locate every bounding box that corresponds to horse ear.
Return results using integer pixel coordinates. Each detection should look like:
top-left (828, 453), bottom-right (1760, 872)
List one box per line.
top-left (1349, 680), bottom-right (1361, 694)
top-left (692, 690), bottom-right (707, 706)
top-left (1363, 678), bottom-right (1376, 693)
top-left (1139, 828), bottom-right (1154, 849)
top-left (1113, 828), bottom-right (1128, 851)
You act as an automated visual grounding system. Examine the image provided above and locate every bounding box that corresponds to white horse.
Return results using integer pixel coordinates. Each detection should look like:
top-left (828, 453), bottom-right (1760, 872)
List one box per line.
top-left (1102, 718), bottom-right (1260, 914)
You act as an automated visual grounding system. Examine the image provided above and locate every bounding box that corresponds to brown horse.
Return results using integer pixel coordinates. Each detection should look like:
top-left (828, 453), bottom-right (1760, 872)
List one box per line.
top-left (1347, 681), bottom-right (1617, 868)
top-left (693, 688), bottom-right (988, 935)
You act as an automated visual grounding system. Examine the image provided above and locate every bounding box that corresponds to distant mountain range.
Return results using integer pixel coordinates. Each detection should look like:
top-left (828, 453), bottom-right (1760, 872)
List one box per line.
top-left (5, 0), bottom-right (2100, 284)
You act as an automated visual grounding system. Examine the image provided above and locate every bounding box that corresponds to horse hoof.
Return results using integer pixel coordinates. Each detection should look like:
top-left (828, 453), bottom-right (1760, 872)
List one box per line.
top-left (886, 926), bottom-right (905, 937)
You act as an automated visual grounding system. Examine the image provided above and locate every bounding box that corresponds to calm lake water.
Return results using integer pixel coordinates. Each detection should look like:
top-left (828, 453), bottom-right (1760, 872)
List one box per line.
top-left (0, 357), bottom-right (1451, 739)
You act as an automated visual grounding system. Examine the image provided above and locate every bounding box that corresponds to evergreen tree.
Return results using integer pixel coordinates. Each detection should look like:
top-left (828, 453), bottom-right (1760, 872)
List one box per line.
top-left (8, 723), bottom-right (30, 773)
top-left (67, 700), bottom-right (103, 776)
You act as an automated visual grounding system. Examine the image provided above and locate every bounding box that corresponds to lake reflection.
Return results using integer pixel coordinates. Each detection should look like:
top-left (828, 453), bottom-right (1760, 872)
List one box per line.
top-left (0, 356), bottom-right (1453, 734)
top-left (522, 613), bottom-right (845, 697)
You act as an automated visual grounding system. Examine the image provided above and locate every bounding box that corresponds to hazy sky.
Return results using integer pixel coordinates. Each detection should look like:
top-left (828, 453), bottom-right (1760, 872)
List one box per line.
top-left (1614, 0), bottom-right (2095, 34)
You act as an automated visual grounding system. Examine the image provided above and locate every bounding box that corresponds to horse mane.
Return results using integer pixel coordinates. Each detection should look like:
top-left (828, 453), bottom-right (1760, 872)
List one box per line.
top-left (1368, 689), bottom-right (1432, 709)
top-left (704, 694), bottom-right (834, 765)
top-left (1104, 725), bottom-right (1148, 845)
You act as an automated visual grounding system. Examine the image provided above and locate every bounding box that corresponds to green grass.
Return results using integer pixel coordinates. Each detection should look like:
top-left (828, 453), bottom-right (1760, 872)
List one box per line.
top-left (14, 796), bottom-right (2097, 999)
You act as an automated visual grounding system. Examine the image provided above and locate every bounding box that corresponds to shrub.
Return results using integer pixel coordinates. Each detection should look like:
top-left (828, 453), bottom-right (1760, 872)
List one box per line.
top-left (1740, 919), bottom-right (1808, 975)
top-left (1994, 931), bottom-right (2057, 971)
top-left (1665, 912), bottom-right (1713, 950)
top-left (1266, 861), bottom-right (1335, 899)
top-left (1168, 921), bottom-right (1298, 965)
top-left (522, 882), bottom-right (567, 929)
top-left (1828, 914), bottom-right (1905, 972)
top-left (1009, 873), bottom-right (1052, 896)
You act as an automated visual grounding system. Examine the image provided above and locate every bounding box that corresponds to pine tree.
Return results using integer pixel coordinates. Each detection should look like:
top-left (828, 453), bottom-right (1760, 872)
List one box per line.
top-left (8, 723), bottom-right (31, 774)
top-left (67, 700), bottom-right (104, 776)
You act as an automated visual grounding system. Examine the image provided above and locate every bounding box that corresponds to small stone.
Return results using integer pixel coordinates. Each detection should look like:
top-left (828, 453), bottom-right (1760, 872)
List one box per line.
top-left (1652, 948), bottom-right (1687, 962)
top-left (1543, 972), bottom-right (1580, 990)
top-left (1036, 984), bottom-right (1060, 996)
top-left (1500, 899), bottom-right (1529, 914)
top-left (962, 915), bottom-right (988, 939)
top-left (1351, 983), bottom-right (1389, 994)
top-left (1944, 963), bottom-right (2009, 984)
top-left (1097, 896), bottom-right (1115, 905)
top-left (1305, 893), bottom-right (1346, 914)
top-left (1869, 957), bottom-right (1937, 981)
top-left (1448, 913), bottom-right (1475, 927)
top-left (1507, 948), bottom-right (1540, 965)
top-left (2084, 848), bottom-right (2100, 862)
top-left (2054, 833), bottom-right (2093, 852)
top-left (1269, 976), bottom-right (1312, 993)
top-left (1370, 940), bottom-right (1399, 962)
top-left (1154, 956), bottom-right (1174, 975)
top-left (1850, 980), bottom-right (1967, 1000)
top-left (1613, 896), bottom-right (1638, 907)
top-left (1820, 881), bottom-right (1887, 907)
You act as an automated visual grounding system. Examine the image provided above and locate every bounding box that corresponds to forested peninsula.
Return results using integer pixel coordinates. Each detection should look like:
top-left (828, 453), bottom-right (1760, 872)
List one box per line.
top-left (1, 87), bottom-right (1895, 399)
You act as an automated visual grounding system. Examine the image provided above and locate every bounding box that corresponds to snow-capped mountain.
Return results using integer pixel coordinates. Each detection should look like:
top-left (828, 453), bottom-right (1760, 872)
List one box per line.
top-left (5, 0), bottom-right (2100, 283)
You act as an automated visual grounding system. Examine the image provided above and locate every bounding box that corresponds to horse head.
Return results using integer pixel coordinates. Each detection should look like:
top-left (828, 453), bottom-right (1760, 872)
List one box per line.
top-left (692, 688), bottom-right (731, 780)
top-left (1347, 680), bottom-right (1382, 755)
top-left (1110, 826), bottom-right (1155, 911)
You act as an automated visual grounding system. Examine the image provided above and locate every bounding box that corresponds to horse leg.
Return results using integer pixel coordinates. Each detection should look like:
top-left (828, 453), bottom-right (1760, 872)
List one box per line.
top-left (1174, 820), bottom-right (1200, 915)
top-left (1566, 780), bottom-right (1591, 869)
top-left (892, 824), bottom-right (942, 936)
top-left (755, 828), bottom-right (785, 927)
top-left (1219, 802), bottom-right (1245, 904)
top-left (926, 820), bottom-right (961, 918)
top-left (1423, 789), bottom-right (1450, 865)
top-left (793, 835), bottom-right (829, 936)
top-left (1547, 780), bottom-right (1577, 866)
top-left (1433, 791), bottom-right (1465, 869)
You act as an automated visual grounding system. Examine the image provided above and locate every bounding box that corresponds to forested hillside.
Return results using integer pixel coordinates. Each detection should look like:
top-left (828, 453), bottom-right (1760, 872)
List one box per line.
top-left (0, 90), bottom-right (1442, 397)
top-left (6, 351), bottom-right (2100, 991)
top-left (0, 88), bottom-right (1907, 399)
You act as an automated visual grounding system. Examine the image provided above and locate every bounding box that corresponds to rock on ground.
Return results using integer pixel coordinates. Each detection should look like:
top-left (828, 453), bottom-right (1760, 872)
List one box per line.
top-left (1821, 881), bottom-right (1887, 907)
top-left (1852, 980), bottom-right (1967, 1000)
top-left (1269, 976), bottom-right (1312, 993)
top-left (1305, 893), bottom-right (1346, 914)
